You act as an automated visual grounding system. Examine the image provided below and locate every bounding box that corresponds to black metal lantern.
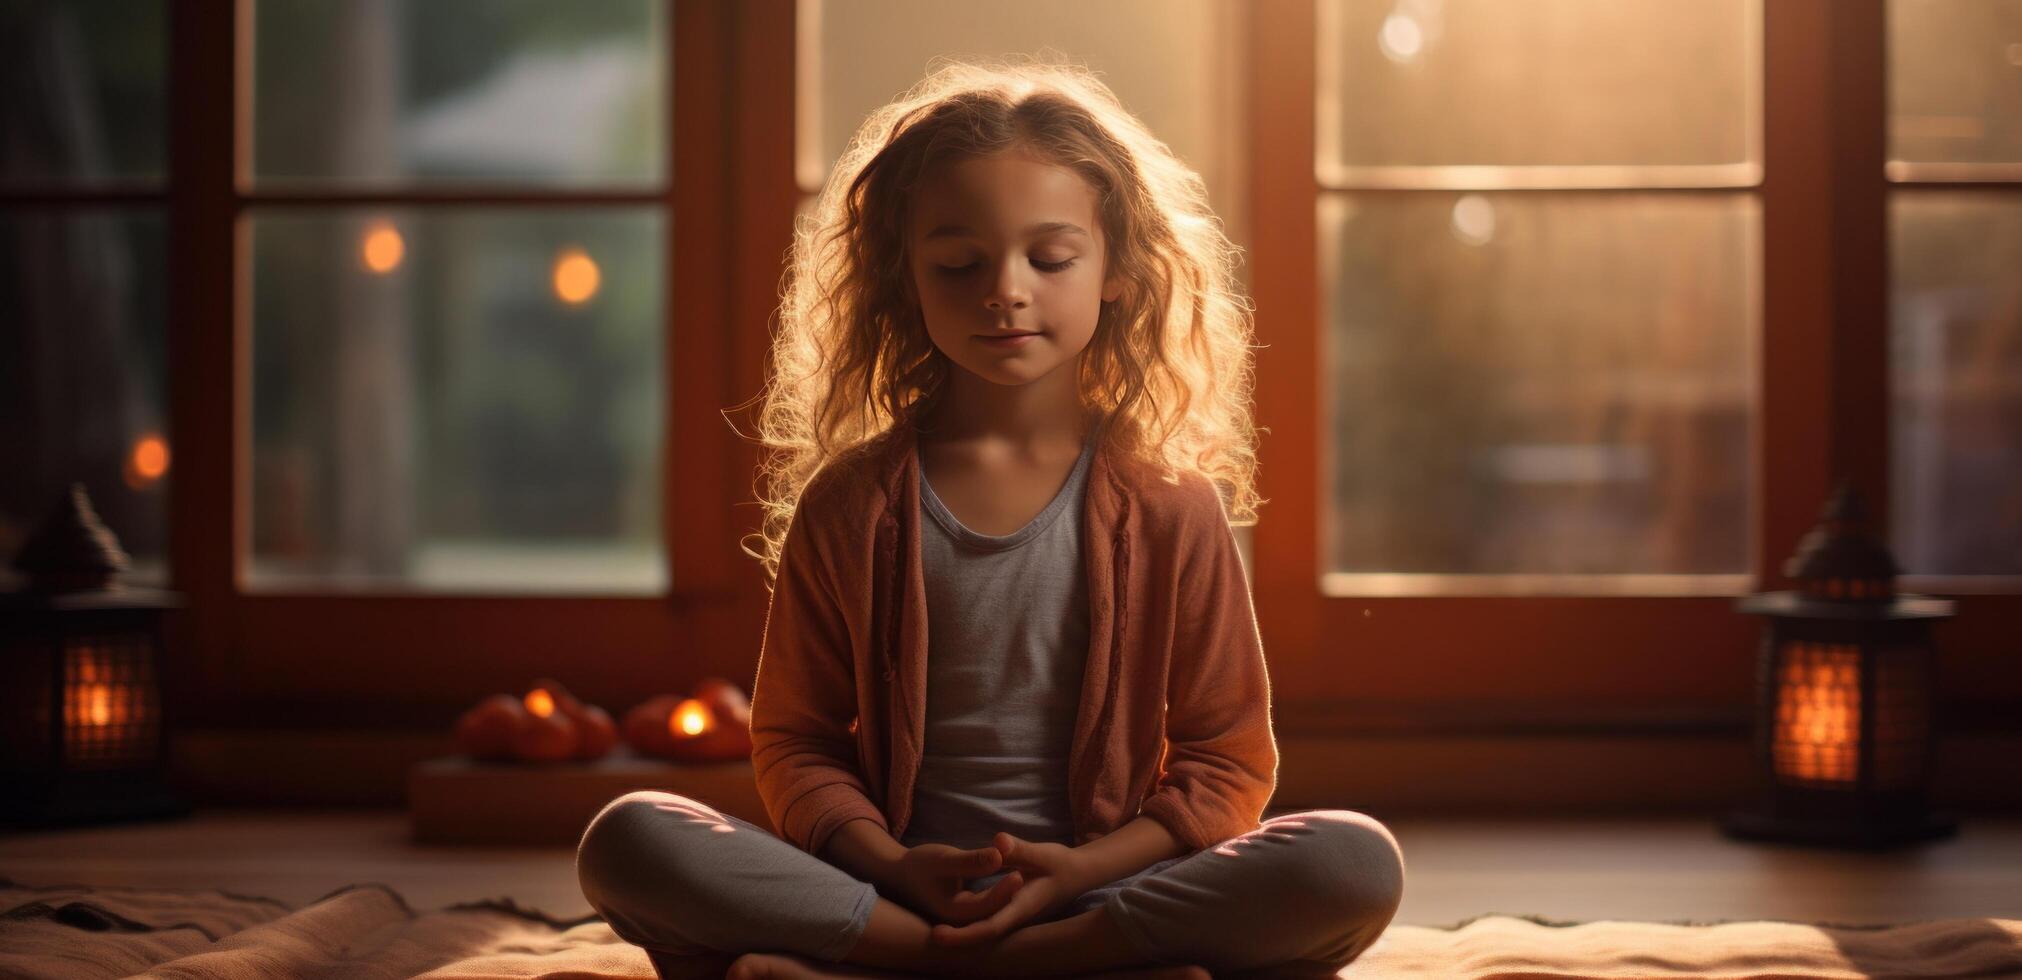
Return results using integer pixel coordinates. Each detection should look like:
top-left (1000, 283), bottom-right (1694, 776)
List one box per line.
top-left (2, 485), bottom-right (188, 827)
top-left (1723, 481), bottom-right (1956, 849)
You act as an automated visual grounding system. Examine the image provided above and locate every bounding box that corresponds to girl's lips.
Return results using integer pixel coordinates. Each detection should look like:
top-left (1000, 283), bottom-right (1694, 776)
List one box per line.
top-left (975, 332), bottom-right (1039, 348)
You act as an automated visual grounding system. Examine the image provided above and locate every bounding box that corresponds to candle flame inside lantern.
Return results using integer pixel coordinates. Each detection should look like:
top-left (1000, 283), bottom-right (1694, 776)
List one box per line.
top-left (524, 689), bottom-right (556, 718)
top-left (67, 646), bottom-right (131, 729)
top-left (77, 649), bottom-right (111, 725)
top-left (1774, 642), bottom-right (1862, 784)
top-left (671, 698), bottom-right (712, 737)
top-left (85, 684), bottom-right (114, 726)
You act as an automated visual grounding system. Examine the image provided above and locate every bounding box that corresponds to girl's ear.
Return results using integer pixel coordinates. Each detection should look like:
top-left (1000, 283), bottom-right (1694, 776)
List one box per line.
top-left (1101, 272), bottom-right (1125, 305)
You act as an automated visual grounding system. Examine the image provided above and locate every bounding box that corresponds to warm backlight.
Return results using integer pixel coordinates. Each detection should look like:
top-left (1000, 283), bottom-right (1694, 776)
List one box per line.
top-left (362, 222), bottom-right (405, 274)
top-left (552, 247), bottom-right (601, 304)
top-left (671, 698), bottom-right (712, 737)
top-left (524, 688), bottom-right (556, 719)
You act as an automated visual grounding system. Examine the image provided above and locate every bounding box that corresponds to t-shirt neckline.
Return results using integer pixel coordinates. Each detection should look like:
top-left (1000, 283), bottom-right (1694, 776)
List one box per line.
top-left (917, 421), bottom-right (1100, 551)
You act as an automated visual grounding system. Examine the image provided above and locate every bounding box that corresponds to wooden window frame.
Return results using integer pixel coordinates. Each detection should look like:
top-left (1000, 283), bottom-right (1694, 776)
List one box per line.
top-left (1250, 0), bottom-right (2019, 736)
top-left (161, 0), bottom-right (802, 725)
top-left (139, 0), bottom-right (2014, 732)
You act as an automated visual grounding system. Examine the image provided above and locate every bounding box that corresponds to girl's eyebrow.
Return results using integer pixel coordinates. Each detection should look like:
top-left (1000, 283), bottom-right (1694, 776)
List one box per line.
top-left (923, 221), bottom-right (1090, 241)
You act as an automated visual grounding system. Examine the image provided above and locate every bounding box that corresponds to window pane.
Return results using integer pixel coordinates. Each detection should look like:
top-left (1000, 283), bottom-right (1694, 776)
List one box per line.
top-left (249, 209), bottom-right (664, 592)
top-left (1890, 192), bottom-right (2022, 576)
top-left (0, 210), bottom-right (169, 586)
top-left (1319, 0), bottom-right (1756, 171)
top-left (1322, 192), bottom-right (1756, 581)
top-left (806, 0), bottom-right (1248, 238)
top-left (0, 1), bottom-right (167, 184)
top-left (1888, 0), bottom-right (2022, 168)
top-left (250, 0), bottom-right (665, 187)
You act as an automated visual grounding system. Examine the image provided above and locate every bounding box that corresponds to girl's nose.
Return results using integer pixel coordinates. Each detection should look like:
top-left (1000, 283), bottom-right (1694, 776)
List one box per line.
top-left (984, 261), bottom-right (1031, 311)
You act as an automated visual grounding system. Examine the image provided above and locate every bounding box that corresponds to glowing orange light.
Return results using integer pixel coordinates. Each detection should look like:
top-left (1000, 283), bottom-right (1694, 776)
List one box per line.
top-left (362, 222), bottom-right (405, 274)
top-left (1774, 643), bottom-right (1861, 783)
top-left (524, 689), bottom-right (556, 719)
top-left (84, 684), bottom-right (114, 726)
top-left (671, 698), bottom-right (712, 737)
top-left (123, 433), bottom-right (171, 489)
top-left (552, 247), bottom-right (601, 304)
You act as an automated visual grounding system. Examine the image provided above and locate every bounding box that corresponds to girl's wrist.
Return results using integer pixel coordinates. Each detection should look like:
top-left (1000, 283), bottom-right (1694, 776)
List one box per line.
top-left (823, 817), bottom-right (907, 884)
top-left (1069, 816), bottom-right (1186, 890)
top-left (1062, 844), bottom-right (1106, 894)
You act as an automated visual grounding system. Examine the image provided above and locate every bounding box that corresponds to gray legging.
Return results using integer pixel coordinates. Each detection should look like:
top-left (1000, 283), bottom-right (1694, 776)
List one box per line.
top-left (577, 791), bottom-right (1405, 978)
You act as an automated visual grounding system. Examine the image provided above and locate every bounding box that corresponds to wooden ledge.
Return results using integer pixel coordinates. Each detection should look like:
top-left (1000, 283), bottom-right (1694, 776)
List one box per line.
top-left (409, 748), bottom-right (771, 846)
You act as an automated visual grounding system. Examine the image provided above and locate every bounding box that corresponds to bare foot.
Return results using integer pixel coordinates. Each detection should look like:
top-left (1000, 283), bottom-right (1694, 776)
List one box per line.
top-left (727, 952), bottom-right (914, 980)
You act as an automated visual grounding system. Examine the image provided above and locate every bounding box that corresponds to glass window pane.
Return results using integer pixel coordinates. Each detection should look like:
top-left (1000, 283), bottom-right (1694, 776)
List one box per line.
top-left (0, 209), bottom-right (169, 586)
top-left (1319, 0), bottom-right (1756, 171)
top-left (0, 1), bottom-right (167, 185)
top-left (1888, 0), bottom-right (2022, 168)
top-left (1322, 192), bottom-right (1757, 581)
top-left (250, 0), bottom-right (665, 187)
top-left (807, 0), bottom-right (1248, 239)
top-left (249, 208), bottom-right (664, 592)
top-left (1890, 192), bottom-right (2022, 576)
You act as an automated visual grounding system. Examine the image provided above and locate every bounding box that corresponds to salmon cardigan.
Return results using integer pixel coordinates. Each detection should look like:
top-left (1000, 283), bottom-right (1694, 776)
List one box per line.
top-left (748, 419), bottom-right (1278, 861)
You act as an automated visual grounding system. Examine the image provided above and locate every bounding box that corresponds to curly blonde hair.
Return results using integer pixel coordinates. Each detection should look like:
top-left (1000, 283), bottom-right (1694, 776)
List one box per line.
top-left (738, 57), bottom-right (1261, 584)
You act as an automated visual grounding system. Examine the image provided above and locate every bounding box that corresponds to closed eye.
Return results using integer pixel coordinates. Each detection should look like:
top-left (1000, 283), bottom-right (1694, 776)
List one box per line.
top-left (935, 258), bottom-right (1079, 276)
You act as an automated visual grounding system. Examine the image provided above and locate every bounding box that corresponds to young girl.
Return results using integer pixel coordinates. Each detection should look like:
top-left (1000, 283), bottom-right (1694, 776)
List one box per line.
top-left (577, 60), bottom-right (1404, 980)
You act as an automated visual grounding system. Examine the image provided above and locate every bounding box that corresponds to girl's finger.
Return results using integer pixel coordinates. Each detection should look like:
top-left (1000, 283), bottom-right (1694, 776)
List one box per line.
top-left (930, 917), bottom-right (1004, 946)
top-left (931, 888), bottom-right (1040, 946)
top-left (944, 870), bottom-right (1021, 921)
top-left (998, 844), bottom-right (1053, 873)
top-left (939, 845), bottom-right (1002, 876)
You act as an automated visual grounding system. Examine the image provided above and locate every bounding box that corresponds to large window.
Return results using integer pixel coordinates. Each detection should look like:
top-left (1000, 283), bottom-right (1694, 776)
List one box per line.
top-left (1887, 0), bottom-right (2022, 583)
top-left (799, 0), bottom-right (1248, 240)
top-left (0, 2), bottom-right (171, 587)
top-left (242, 0), bottom-right (668, 593)
top-left (3, 0), bottom-right (2012, 722)
top-left (1316, 0), bottom-right (1761, 596)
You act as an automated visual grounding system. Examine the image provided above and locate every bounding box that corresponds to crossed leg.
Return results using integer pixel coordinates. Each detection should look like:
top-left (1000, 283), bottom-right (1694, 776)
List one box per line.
top-left (578, 793), bottom-right (1401, 979)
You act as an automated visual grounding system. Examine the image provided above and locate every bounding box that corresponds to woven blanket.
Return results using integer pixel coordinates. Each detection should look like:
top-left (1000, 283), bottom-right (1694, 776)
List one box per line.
top-left (3, 877), bottom-right (2018, 979)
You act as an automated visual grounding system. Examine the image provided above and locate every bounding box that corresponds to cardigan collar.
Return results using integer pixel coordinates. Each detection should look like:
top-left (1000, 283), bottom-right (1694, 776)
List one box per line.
top-left (857, 410), bottom-right (1136, 841)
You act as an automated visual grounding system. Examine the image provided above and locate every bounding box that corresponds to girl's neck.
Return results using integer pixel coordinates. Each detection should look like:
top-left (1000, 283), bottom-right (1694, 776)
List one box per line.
top-left (922, 355), bottom-right (1094, 450)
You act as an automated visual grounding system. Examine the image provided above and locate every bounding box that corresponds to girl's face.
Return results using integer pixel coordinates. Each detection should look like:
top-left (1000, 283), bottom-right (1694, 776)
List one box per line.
top-left (907, 150), bottom-right (1124, 388)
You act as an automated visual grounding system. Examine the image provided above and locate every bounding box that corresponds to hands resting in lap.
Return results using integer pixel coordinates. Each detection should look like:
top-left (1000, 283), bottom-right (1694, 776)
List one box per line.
top-left (878, 833), bottom-right (1092, 946)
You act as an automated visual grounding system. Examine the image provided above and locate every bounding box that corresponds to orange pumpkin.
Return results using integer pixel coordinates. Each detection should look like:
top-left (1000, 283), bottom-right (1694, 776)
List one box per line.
top-left (571, 703), bottom-right (619, 760)
top-left (623, 694), bottom-right (685, 756)
top-left (686, 677), bottom-right (753, 759)
top-left (527, 677), bottom-right (618, 761)
top-left (513, 703), bottom-right (579, 762)
top-left (694, 677), bottom-right (752, 728)
top-left (454, 693), bottom-right (526, 761)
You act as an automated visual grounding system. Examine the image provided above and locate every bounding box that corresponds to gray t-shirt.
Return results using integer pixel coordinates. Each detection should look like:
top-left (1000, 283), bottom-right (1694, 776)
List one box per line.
top-left (899, 422), bottom-right (1100, 857)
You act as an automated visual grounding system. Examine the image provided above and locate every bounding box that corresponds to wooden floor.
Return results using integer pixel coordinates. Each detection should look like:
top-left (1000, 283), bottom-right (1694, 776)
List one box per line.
top-left (2, 809), bottom-right (2018, 928)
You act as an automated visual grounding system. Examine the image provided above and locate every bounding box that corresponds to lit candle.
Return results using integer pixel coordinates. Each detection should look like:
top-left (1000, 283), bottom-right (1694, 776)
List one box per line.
top-left (525, 688), bottom-right (556, 718)
top-left (1775, 643), bottom-right (1860, 783)
top-left (670, 698), bottom-right (713, 739)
